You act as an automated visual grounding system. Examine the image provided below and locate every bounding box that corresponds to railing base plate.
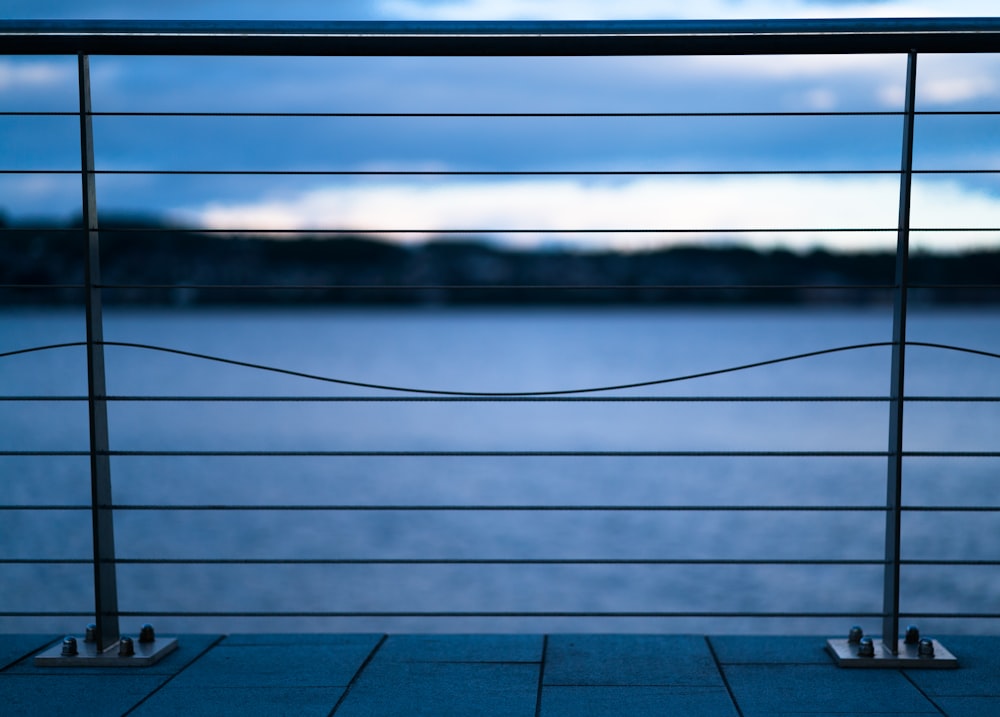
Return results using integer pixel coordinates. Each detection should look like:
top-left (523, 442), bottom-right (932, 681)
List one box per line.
top-left (826, 638), bottom-right (958, 669)
top-left (34, 637), bottom-right (178, 667)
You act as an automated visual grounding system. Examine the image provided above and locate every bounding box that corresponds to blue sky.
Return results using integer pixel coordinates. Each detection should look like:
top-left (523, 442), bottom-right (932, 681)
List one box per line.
top-left (2, 0), bottom-right (1000, 252)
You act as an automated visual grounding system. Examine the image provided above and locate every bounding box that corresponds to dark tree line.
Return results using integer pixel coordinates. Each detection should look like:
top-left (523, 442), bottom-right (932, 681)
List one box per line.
top-left (3, 217), bottom-right (998, 306)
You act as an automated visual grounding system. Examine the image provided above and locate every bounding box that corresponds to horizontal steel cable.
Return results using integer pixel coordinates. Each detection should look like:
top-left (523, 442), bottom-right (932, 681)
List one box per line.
top-left (0, 225), bottom-right (906, 232)
top-left (3, 395), bottom-right (999, 402)
top-left (77, 281), bottom-right (904, 289)
top-left (4, 282), bottom-right (1000, 292)
top-left (6, 282), bottom-right (1000, 291)
top-left (0, 168), bottom-right (910, 175)
top-left (0, 110), bottom-right (911, 117)
top-left (115, 503), bottom-right (890, 510)
top-left (31, 557), bottom-right (1000, 564)
top-left (7, 340), bottom-right (897, 395)
top-left (8, 225), bottom-right (999, 233)
top-left (22, 283), bottom-right (904, 291)
top-left (107, 227), bottom-right (999, 233)
top-left (4, 557), bottom-right (997, 566)
top-left (0, 450), bottom-right (910, 457)
top-left (0, 227), bottom-right (902, 235)
top-left (6, 449), bottom-right (996, 457)
top-left (0, 557), bottom-right (886, 565)
top-left (0, 395), bottom-right (894, 402)
top-left (5, 168), bottom-right (1000, 176)
top-left (1, 609), bottom-right (987, 620)
top-left (4, 109), bottom-right (999, 117)
top-left (2, 340), bottom-right (998, 397)
top-left (0, 610), bottom-right (886, 618)
top-left (2, 504), bottom-right (995, 511)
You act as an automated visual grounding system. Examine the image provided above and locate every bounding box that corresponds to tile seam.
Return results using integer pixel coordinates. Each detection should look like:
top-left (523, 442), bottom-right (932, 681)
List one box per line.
top-left (120, 634), bottom-right (227, 717)
top-left (706, 636), bottom-right (746, 717)
top-left (901, 669), bottom-right (950, 716)
top-left (328, 633), bottom-right (388, 717)
top-left (534, 635), bottom-right (549, 717)
top-left (0, 636), bottom-right (61, 673)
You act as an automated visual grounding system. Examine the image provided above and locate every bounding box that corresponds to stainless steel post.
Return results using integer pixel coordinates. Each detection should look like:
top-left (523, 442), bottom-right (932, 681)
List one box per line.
top-left (882, 49), bottom-right (917, 656)
top-left (78, 53), bottom-right (120, 653)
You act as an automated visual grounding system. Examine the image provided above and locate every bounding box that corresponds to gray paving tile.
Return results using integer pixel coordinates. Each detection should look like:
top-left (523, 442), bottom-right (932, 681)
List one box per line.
top-left (0, 635), bottom-right (223, 716)
top-left (0, 674), bottom-right (164, 716)
top-left (167, 635), bottom-right (381, 688)
top-left (906, 635), bottom-right (1000, 698)
top-left (376, 634), bottom-right (543, 663)
top-left (336, 661), bottom-right (539, 717)
top-left (709, 635), bottom-right (832, 665)
top-left (933, 695), bottom-right (1000, 717)
top-left (727, 714), bottom-right (938, 717)
top-left (544, 634), bottom-right (722, 687)
top-left (0, 635), bottom-right (59, 670)
top-left (221, 633), bottom-right (382, 647)
top-left (131, 686), bottom-right (345, 717)
top-left (723, 664), bottom-right (940, 716)
top-left (540, 685), bottom-right (738, 717)
top-left (4, 634), bottom-right (1000, 715)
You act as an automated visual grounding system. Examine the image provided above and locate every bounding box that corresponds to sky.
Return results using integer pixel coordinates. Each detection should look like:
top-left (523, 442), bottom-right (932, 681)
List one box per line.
top-left (2, 0), bottom-right (1000, 253)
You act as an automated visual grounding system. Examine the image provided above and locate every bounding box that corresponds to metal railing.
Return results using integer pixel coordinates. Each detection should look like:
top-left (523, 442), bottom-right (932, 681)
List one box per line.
top-left (1, 19), bottom-right (1000, 658)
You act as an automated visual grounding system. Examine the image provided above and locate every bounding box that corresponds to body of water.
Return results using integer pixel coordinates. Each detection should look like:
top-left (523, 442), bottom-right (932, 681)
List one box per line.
top-left (2, 306), bottom-right (998, 635)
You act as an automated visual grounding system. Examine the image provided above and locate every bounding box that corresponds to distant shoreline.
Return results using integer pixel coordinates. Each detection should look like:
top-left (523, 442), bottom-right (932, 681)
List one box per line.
top-left (3, 217), bottom-right (998, 306)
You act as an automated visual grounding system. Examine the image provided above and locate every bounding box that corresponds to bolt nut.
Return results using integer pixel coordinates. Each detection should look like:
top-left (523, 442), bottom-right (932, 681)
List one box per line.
top-left (61, 636), bottom-right (79, 657)
top-left (139, 624), bottom-right (156, 643)
top-left (118, 636), bottom-right (135, 657)
top-left (905, 625), bottom-right (920, 645)
top-left (848, 626), bottom-right (864, 643)
top-left (858, 636), bottom-right (876, 657)
top-left (84, 624), bottom-right (97, 643)
top-left (918, 638), bottom-right (935, 657)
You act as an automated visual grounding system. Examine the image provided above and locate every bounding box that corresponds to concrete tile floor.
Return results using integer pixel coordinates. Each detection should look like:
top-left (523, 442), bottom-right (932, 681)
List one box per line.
top-left (1, 634), bottom-right (996, 716)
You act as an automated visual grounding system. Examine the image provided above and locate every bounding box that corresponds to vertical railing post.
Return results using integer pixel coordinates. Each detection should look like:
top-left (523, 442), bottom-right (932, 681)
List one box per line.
top-left (78, 53), bottom-right (121, 653)
top-left (826, 48), bottom-right (954, 670)
top-left (882, 49), bottom-right (917, 656)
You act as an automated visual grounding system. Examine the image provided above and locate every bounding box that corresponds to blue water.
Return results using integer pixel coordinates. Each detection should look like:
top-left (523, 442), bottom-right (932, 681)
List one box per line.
top-left (2, 306), bottom-right (999, 635)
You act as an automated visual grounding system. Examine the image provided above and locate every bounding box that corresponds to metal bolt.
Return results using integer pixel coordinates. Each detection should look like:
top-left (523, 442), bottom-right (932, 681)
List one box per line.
top-left (848, 626), bottom-right (864, 643)
top-left (858, 636), bottom-right (876, 657)
top-left (918, 638), bottom-right (935, 657)
top-left (904, 625), bottom-right (920, 645)
top-left (118, 636), bottom-right (135, 657)
top-left (84, 624), bottom-right (97, 643)
top-left (139, 624), bottom-right (156, 643)
top-left (61, 637), bottom-right (78, 657)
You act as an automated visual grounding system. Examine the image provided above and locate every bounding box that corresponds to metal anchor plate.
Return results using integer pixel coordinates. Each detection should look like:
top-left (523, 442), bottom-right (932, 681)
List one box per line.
top-left (34, 636), bottom-right (178, 667)
top-left (827, 638), bottom-right (958, 669)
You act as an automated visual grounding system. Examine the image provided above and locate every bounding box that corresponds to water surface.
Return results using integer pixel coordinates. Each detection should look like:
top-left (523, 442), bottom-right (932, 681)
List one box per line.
top-left (2, 306), bottom-right (998, 635)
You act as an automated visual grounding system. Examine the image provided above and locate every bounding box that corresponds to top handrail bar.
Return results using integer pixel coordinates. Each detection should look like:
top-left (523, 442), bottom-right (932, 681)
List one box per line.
top-left (2, 18), bottom-right (1000, 56)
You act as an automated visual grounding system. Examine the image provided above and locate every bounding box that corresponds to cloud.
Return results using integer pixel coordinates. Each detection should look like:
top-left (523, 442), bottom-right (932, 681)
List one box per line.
top-left (1, 0), bottom-right (384, 21)
top-left (917, 55), bottom-right (1000, 106)
top-left (9, 0), bottom-right (1000, 21)
top-left (877, 54), bottom-right (1000, 108)
top-left (177, 175), bottom-right (1000, 252)
top-left (373, 5), bottom-right (1000, 110)
top-left (802, 88), bottom-right (838, 110)
top-left (685, 54), bottom-right (899, 81)
top-left (378, 0), bottom-right (1000, 20)
top-left (678, 55), bottom-right (906, 110)
top-left (0, 60), bottom-right (72, 93)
